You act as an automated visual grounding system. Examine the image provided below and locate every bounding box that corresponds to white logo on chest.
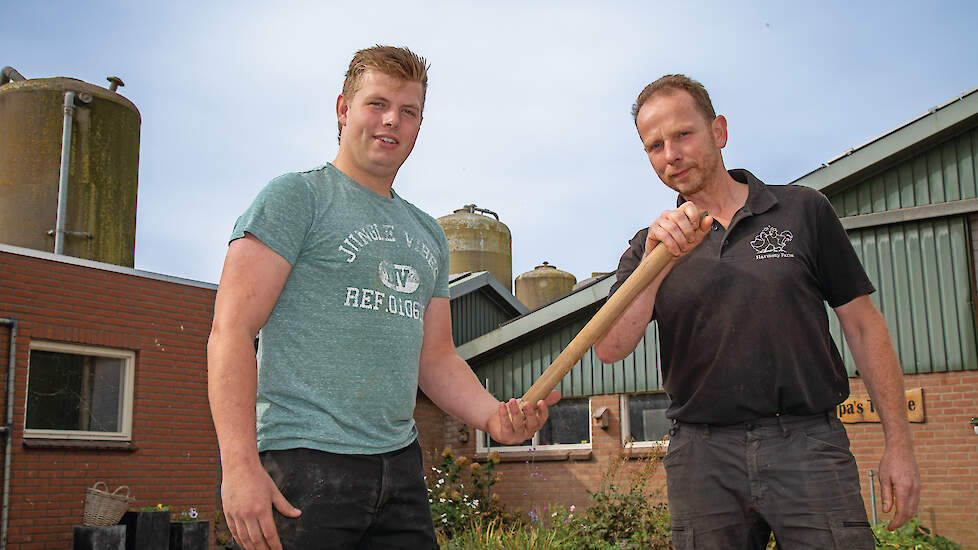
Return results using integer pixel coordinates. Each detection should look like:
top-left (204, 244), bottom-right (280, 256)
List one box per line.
top-left (379, 260), bottom-right (421, 294)
top-left (750, 226), bottom-right (795, 259)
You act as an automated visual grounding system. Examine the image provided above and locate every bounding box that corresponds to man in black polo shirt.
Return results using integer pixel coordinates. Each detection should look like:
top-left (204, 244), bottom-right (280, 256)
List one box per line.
top-left (594, 75), bottom-right (920, 549)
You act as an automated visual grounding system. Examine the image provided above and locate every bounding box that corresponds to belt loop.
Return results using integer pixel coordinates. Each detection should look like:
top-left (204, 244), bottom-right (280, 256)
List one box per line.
top-left (777, 414), bottom-right (789, 438)
top-left (704, 424), bottom-right (710, 439)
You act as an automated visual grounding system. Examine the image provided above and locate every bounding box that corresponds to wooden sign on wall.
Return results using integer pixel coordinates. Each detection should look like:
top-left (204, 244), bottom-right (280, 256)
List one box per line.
top-left (837, 387), bottom-right (924, 423)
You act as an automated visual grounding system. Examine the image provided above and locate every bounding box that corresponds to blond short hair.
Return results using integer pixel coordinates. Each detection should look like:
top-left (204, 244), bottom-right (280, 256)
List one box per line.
top-left (337, 45), bottom-right (429, 141)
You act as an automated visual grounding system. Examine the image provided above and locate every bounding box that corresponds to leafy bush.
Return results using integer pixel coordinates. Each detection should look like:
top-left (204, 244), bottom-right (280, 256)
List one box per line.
top-left (427, 447), bottom-right (516, 537)
top-left (871, 518), bottom-right (962, 550)
top-left (569, 450), bottom-right (672, 549)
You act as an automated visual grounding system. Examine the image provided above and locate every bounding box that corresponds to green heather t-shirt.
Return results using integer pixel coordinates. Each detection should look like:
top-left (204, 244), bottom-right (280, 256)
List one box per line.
top-left (230, 163), bottom-right (450, 454)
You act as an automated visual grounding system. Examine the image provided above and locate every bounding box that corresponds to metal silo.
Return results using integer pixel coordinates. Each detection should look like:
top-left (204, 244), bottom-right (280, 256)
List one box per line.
top-left (0, 70), bottom-right (140, 267)
top-left (515, 262), bottom-right (576, 311)
top-left (437, 205), bottom-right (513, 291)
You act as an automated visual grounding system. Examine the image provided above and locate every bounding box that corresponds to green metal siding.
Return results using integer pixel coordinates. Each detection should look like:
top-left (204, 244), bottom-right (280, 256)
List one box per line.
top-left (825, 125), bottom-right (978, 375)
top-left (450, 292), bottom-right (514, 345)
top-left (831, 127), bottom-right (978, 215)
top-left (473, 313), bottom-right (662, 400)
top-left (829, 216), bottom-right (978, 375)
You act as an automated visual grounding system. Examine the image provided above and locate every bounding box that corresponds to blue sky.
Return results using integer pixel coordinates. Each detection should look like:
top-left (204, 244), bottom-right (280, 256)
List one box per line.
top-left (4, 1), bottom-right (977, 285)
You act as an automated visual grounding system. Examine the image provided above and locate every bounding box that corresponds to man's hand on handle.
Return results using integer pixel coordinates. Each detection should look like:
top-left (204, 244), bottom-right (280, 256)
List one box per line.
top-left (487, 390), bottom-right (561, 445)
top-left (222, 464), bottom-right (301, 550)
top-left (646, 201), bottom-right (713, 259)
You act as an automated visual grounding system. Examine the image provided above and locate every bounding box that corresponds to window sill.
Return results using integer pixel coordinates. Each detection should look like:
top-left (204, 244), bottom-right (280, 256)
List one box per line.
top-left (621, 444), bottom-right (667, 460)
top-left (476, 449), bottom-right (592, 463)
top-left (22, 438), bottom-right (138, 451)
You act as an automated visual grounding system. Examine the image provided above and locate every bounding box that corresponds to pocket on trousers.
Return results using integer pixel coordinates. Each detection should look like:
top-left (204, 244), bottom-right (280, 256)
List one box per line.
top-left (662, 429), bottom-right (692, 469)
top-left (803, 425), bottom-right (852, 455)
top-left (670, 525), bottom-right (694, 549)
top-left (829, 514), bottom-right (874, 549)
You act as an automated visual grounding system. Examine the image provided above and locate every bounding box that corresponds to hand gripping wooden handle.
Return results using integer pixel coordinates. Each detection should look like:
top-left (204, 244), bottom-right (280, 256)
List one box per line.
top-left (521, 212), bottom-right (708, 404)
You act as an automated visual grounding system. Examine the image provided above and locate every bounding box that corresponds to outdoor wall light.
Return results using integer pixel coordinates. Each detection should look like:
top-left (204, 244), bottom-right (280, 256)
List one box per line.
top-left (971, 417), bottom-right (978, 436)
top-left (458, 426), bottom-right (470, 443)
top-left (593, 406), bottom-right (611, 430)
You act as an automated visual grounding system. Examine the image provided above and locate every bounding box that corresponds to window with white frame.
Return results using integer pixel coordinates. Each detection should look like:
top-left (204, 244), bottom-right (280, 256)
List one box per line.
top-left (477, 397), bottom-right (591, 453)
top-left (26, 341), bottom-right (135, 441)
top-left (620, 392), bottom-right (671, 448)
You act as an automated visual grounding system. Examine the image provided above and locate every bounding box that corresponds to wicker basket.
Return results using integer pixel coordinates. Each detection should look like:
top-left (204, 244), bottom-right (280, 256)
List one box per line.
top-left (83, 482), bottom-right (133, 527)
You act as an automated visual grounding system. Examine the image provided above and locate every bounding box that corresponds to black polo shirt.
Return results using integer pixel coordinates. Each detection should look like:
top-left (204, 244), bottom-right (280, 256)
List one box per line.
top-left (610, 169), bottom-right (874, 425)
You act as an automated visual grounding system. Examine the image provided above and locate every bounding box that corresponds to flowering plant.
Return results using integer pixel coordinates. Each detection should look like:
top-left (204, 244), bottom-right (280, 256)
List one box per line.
top-left (425, 447), bottom-right (513, 538)
top-left (173, 507), bottom-right (200, 522)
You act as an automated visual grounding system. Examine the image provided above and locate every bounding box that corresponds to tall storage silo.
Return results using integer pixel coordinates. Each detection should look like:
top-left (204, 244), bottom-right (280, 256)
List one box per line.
top-left (0, 71), bottom-right (140, 267)
top-left (515, 262), bottom-right (576, 311)
top-left (437, 205), bottom-right (513, 291)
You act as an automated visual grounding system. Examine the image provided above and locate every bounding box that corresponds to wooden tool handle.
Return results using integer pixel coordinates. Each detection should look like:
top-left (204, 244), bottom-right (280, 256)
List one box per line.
top-left (521, 212), bottom-right (708, 404)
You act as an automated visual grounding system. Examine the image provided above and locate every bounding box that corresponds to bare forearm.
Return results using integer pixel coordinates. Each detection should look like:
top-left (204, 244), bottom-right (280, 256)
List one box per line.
top-left (841, 310), bottom-right (913, 449)
top-left (418, 353), bottom-right (498, 432)
top-left (208, 328), bottom-right (262, 471)
top-left (595, 262), bottom-right (672, 363)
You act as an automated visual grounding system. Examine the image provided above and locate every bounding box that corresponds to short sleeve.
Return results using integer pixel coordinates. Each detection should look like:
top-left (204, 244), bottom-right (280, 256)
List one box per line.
top-left (609, 227), bottom-right (648, 298)
top-left (812, 192), bottom-right (875, 307)
top-left (230, 174), bottom-right (315, 266)
top-left (432, 223), bottom-right (451, 299)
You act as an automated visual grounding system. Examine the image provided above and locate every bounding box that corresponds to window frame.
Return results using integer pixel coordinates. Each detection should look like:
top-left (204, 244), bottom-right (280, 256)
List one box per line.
top-left (475, 396), bottom-right (592, 454)
top-left (25, 340), bottom-right (135, 441)
top-left (619, 392), bottom-right (670, 451)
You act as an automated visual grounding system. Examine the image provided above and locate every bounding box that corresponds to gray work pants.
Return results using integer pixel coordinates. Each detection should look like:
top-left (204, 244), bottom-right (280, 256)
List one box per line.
top-left (664, 412), bottom-right (875, 549)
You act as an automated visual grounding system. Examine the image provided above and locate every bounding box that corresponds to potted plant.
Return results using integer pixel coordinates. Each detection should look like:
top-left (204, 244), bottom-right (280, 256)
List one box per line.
top-left (121, 504), bottom-right (170, 550)
top-left (169, 508), bottom-right (209, 550)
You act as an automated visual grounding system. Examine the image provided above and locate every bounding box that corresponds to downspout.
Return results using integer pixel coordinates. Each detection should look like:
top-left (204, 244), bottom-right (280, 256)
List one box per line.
top-left (54, 92), bottom-right (76, 255)
top-left (0, 317), bottom-right (18, 550)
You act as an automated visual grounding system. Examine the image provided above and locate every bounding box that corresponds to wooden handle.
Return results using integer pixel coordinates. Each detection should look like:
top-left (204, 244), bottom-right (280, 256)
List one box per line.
top-left (521, 212), bottom-right (708, 404)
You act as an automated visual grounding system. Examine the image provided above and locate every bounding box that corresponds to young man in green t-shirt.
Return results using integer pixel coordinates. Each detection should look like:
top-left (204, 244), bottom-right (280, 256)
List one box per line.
top-left (208, 46), bottom-right (560, 550)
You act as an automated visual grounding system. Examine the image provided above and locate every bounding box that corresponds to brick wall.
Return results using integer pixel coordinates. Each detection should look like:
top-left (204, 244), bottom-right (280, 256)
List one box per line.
top-left (0, 250), bottom-right (219, 549)
top-left (848, 371), bottom-right (978, 547)
top-left (423, 381), bottom-right (978, 548)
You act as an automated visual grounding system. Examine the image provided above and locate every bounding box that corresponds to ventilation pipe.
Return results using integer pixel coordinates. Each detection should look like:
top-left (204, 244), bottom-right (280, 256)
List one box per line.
top-left (0, 67), bottom-right (24, 86)
top-left (53, 91), bottom-right (76, 254)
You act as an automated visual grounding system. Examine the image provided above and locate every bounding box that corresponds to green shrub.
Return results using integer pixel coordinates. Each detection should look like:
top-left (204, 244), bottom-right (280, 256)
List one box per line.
top-left (427, 447), bottom-right (517, 538)
top-left (569, 450), bottom-right (672, 549)
top-left (871, 518), bottom-right (962, 550)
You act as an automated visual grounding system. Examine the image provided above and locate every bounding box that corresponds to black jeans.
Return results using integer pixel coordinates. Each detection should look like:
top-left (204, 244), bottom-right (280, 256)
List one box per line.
top-left (664, 412), bottom-right (874, 549)
top-left (257, 440), bottom-right (438, 550)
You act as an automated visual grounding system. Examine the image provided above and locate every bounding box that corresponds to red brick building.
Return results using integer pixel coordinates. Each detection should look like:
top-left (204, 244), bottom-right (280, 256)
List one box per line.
top-left (0, 244), bottom-right (219, 549)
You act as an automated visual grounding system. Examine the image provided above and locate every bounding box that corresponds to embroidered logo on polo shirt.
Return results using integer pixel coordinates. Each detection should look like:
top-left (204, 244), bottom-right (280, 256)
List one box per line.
top-left (750, 226), bottom-right (795, 259)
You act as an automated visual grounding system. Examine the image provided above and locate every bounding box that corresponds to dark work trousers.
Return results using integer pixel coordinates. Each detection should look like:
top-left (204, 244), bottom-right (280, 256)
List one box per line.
top-left (663, 412), bottom-right (875, 549)
top-left (254, 440), bottom-right (438, 550)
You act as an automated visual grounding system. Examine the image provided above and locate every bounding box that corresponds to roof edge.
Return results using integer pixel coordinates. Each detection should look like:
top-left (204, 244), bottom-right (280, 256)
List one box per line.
top-left (0, 243), bottom-right (217, 290)
top-left (791, 87), bottom-right (978, 193)
top-left (457, 275), bottom-right (614, 361)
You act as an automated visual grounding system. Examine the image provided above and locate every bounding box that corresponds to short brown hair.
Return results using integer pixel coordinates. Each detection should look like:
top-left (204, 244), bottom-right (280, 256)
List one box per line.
top-left (337, 45), bottom-right (429, 141)
top-left (631, 74), bottom-right (716, 128)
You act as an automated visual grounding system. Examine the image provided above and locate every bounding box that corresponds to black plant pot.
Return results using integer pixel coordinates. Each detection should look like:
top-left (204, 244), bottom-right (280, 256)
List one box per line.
top-left (169, 520), bottom-right (209, 550)
top-left (121, 510), bottom-right (170, 550)
top-left (73, 524), bottom-right (126, 550)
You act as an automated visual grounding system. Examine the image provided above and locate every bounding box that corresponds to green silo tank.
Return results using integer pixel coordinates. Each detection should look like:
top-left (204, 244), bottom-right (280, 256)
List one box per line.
top-left (0, 75), bottom-right (140, 267)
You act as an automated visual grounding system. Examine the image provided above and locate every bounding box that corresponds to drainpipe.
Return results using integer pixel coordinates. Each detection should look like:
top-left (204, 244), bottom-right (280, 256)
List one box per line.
top-left (0, 317), bottom-right (18, 550)
top-left (54, 92), bottom-right (76, 255)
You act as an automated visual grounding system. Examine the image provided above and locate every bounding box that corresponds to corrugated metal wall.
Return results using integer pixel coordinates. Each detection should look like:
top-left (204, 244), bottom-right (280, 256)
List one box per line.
top-left (826, 126), bottom-right (978, 374)
top-left (830, 217), bottom-right (978, 374)
top-left (830, 127), bottom-right (977, 214)
top-left (450, 292), bottom-right (515, 346)
top-left (473, 312), bottom-right (664, 400)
